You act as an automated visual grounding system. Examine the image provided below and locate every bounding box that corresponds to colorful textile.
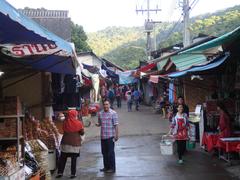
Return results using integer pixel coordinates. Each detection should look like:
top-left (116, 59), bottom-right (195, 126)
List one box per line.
top-left (98, 109), bottom-right (118, 140)
top-left (202, 133), bottom-right (219, 152)
top-left (169, 82), bottom-right (174, 104)
top-left (63, 110), bottom-right (84, 133)
top-left (149, 75), bottom-right (159, 83)
top-left (139, 63), bottom-right (156, 72)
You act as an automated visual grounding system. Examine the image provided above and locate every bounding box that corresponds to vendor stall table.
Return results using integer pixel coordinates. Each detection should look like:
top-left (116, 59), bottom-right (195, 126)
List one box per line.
top-left (218, 137), bottom-right (240, 163)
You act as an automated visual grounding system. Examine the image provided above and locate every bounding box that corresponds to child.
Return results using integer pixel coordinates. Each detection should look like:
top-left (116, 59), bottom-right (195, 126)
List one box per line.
top-left (169, 104), bottom-right (189, 164)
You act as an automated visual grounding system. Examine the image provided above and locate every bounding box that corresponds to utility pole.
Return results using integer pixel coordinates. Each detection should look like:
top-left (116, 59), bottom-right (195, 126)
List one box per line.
top-left (182, 0), bottom-right (190, 47)
top-left (136, 0), bottom-right (161, 61)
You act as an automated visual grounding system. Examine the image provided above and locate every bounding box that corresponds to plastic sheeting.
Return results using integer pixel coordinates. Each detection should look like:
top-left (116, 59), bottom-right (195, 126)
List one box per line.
top-left (118, 71), bottom-right (136, 85)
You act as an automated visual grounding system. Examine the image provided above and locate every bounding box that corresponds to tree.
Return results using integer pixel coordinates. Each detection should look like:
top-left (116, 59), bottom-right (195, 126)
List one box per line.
top-left (71, 22), bottom-right (91, 53)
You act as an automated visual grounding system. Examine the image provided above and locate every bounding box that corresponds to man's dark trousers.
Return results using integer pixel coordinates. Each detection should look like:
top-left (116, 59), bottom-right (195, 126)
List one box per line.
top-left (101, 137), bottom-right (116, 171)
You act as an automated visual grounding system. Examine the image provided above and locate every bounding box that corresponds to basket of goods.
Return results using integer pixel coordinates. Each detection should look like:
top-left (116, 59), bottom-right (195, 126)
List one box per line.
top-left (0, 146), bottom-right (18, 176)
top-left (160, 135), bottom-right (176, 155)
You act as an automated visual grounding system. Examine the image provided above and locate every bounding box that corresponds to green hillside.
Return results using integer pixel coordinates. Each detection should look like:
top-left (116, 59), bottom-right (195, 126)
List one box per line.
top-left (87, 5), bottom-right (240, 69)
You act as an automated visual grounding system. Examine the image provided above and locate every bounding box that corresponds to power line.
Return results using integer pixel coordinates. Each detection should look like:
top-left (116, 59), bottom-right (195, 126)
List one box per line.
top-left (190, 0), bottom-right (199, 11)
top-left (159, 15), bottom-right (183, 45)
top-left (158, 0), bottom-right (199, 47)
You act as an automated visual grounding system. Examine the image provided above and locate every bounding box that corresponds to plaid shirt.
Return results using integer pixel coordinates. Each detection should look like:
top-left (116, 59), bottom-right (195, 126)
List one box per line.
top-left (98, 109), bottom-right (118, 140)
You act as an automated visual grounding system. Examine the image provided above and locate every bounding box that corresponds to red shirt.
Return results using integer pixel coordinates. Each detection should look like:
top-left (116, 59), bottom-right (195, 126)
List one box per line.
top-left (219, 112), bottom-right (231, 138)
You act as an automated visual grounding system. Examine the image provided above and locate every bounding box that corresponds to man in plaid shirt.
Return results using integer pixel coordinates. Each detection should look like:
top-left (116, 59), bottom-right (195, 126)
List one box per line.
top-left (96, 100), bottom-right (119, 173)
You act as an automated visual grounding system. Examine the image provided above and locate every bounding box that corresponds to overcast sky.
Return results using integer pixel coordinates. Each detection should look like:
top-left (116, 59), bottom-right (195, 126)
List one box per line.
top-left (6, 0), bottom-right (240, 32)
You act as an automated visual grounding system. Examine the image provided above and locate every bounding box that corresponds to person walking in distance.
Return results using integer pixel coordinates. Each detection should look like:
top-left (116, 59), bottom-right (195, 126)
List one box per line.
top-left (125, 90), bottom-right (133, 112)
top-left (96, 100), bottom-right (119, 173)
top-left (108, 87), bottom-right (115, 109)
top-left (133, 88), bottom-right (141, 111)
top-left (115, 85), bottom-right (122, 108)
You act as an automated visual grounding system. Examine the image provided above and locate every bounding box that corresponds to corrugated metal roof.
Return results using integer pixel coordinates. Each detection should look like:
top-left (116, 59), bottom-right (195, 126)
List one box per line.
top-left (157, 54), bottom-right (207, 71)
top-left (168, 53), bottom-right (229, 78)
top-left (171, 54), bottom-right (207, 71)
top-left (157, 58), bottom-right (168, 71)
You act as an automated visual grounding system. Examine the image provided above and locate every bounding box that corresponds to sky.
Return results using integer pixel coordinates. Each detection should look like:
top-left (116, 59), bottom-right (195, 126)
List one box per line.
top-left (6, 0), bottom-right (240, 32)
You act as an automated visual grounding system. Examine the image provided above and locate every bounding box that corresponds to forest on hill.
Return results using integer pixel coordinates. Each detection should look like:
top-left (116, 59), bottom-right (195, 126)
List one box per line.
top-left (87, 5), bottom-right (240, 69)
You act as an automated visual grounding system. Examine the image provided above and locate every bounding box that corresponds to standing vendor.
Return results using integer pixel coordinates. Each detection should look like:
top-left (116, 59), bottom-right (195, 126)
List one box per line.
top-left (217, 102), bottom-right (232, 138)
top-left (173, 96), bottom-right (189, 117)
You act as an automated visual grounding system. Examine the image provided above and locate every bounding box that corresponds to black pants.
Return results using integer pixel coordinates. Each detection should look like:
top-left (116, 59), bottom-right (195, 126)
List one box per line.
top-left (101, 138), bottom-right (116, 170)
top-left (57, 152), bottom-right (78, 175)
top-left (109, 98), bottom-right (115, 109)
top-left (176, 140), bottom-right (186, 160)
top-left (116, 96), bottom-right (121, 108)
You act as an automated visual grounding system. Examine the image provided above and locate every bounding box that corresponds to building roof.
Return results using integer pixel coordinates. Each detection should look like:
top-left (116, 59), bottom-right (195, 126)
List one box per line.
top-left (77, 51), bottom-right (124, 71)
top-left (18, 8), bottom-right (69, 18)
top-left (150, 35), bottom-right (216, 64)
top-left (101, 58), bottom-right (124, 71)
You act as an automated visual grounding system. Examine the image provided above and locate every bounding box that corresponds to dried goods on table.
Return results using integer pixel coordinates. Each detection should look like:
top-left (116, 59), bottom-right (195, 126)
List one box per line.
top-left (24, 116), bottom-right (60, 150)
top-left (0, 146), bottom-right (18, 176)
top-left (27, 140), bottom-right (51, 180)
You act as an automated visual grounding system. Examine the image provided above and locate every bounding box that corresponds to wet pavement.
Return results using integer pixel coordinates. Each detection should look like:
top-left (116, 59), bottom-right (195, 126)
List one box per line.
top-left (52, 103), bottom-right (239, 180)
top-left (53, 135), bottom-right (238, 180)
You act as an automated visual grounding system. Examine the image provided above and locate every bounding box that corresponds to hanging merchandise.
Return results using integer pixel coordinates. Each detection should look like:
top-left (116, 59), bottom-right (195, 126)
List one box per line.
top-left (99, 69), bottom-right (108, 78)
top-left (91, 74), bottom-right (100, 102)
top-left (149, 75), bottom-right (159, 84)
top-left (169, 82), bottom-right (174, 104)
top-left (101, 63), bottom-right (119, 79)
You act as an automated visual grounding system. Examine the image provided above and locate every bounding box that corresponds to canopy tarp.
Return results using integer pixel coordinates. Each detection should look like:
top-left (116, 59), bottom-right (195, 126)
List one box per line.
top-left (168, 53), bottom-right (229, 78)
top-left (138, 63), bottom-right (156, 72)
top-left (117, 71), bottom-right (137, 85)
top-left (0, 0), bottom-right (78, 74)
top-left (181, 26), bottom-right (240, 54)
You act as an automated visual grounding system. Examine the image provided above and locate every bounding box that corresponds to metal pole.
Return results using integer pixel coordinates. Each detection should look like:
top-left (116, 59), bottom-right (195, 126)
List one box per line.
top-left (183, 0), bottom-right (190, 47)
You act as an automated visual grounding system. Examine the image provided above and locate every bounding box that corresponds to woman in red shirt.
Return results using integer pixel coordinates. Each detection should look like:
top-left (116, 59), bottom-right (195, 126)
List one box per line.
top-left (217, 102), bottom-right (232, 138)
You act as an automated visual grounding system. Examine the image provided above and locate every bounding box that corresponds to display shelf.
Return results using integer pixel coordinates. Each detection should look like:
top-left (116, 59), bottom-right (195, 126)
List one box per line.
top-left (0, 115), bottom-right (24, 118)
top-left (0, 136), bottom-right (24, 140)
top-left (0, 114), bottom-right (25, 179)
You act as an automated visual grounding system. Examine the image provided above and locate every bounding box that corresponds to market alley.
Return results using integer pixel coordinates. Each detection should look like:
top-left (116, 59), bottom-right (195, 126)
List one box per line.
top-left (53, 104), bottom-right (238, 180)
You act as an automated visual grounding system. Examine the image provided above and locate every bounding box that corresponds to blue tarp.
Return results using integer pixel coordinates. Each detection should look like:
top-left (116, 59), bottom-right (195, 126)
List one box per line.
top-left (101, 63), bottom-right (119, 79)
top-left (168, 53), bottom-right (229, 78)
top-left (0, 0), bottom-right (77, 74)
top-left (118, 71), bottom-right (137, 85)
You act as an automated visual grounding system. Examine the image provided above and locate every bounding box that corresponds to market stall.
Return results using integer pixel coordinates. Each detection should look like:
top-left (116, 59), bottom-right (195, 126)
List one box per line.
top-left (0, 0), bottom-right (82, 179)
top-left (163, 26), bottom-right (240, 163)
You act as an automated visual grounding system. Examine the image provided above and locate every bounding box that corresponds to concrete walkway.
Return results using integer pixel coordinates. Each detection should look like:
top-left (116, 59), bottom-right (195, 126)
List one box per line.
top-left (52, 102), bottom-right (239, 180)
top-left (85, 102), bottom-right (169, 140)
